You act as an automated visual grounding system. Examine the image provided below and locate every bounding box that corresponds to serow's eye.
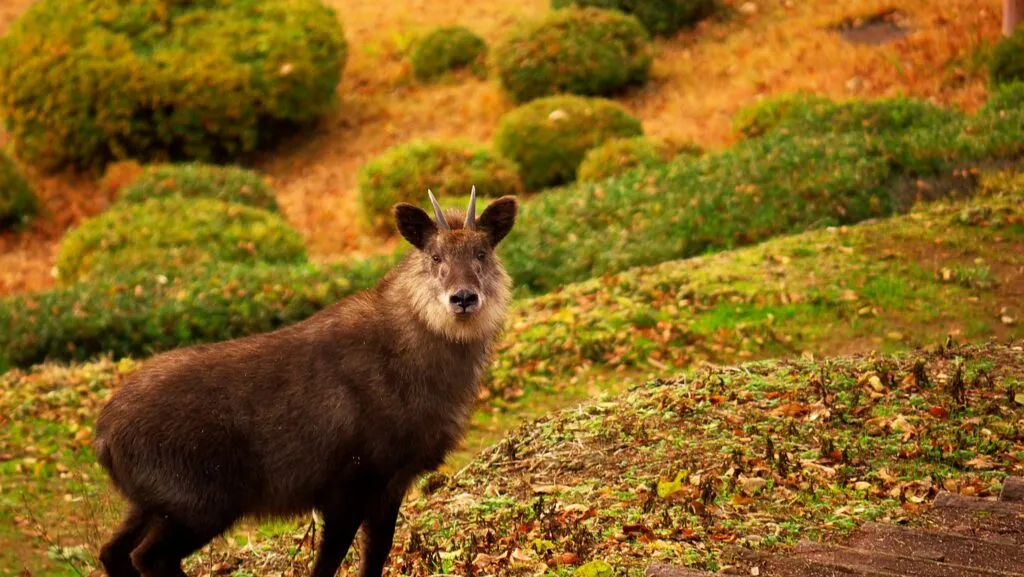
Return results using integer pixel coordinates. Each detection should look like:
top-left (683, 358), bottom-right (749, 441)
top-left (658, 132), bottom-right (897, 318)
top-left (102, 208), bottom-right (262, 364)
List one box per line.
top-left (476, 250), bottom-right (486, 261)
top-left (432, 254), bottom-right (442, 264)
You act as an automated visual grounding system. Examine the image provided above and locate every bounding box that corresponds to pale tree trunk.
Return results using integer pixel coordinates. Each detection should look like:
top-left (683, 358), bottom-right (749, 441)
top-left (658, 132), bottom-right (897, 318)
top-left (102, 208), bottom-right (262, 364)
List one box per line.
top-left (1005, 0), bottom-right (1024, 36)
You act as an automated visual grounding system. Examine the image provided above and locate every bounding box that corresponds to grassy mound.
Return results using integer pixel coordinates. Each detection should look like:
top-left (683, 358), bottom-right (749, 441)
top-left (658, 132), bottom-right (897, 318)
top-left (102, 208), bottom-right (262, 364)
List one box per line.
top-left (0, 0), bottom-right (347, 170)
top-left (358, 139), bottom-right (523, 233)
top-left (487, 173), bottom-right (1024, 397)
top-left (115, 163), bottom-right (281, 213)
top-left (989, 25), bottom-right (1024, 86)
top-left (55, 197), bottom-right (307, 283)
top-left (494, 95), bottom-right (644, 190)
top-left (0, 255), bottom-right (399, 369)
top-left (551, 0), bottom-right (715, 36)
top-left (403, 340), bottom-right (1023, 574)
top-left (0, 149), bottom-right (38, 231)
top-left (493, 7), bottom-right (652, 104)
top-left (576, 136), bottom-right (701, 182)
top-left (410, 26), bottom-right (488, 82)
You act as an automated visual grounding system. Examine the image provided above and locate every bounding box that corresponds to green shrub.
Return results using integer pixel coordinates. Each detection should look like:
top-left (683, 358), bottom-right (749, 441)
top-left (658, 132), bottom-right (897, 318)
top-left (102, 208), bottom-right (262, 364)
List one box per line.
top-left (962, 81), bottom-right (1024, 160)
top-left (55, 197), bottom-right (307, 283)
top-left (0, 0), bottom-right (347, 170)
top-left (494, 95), bottom-right (644, 190)
top-left (732, 93), bottom-right (834, 138)
top-left (116, 163), bottom-right (280, 213)
top-left (358, 140), bottom-right (523, 233)
top-left (989, 26), bottom-right (1024, 86)
top-left (0, 150), bottom-right (38, 231)
top-left (576, 136), bottom-right (701, 182)
top-left (499, 130), bottom-right (940, 293)
top-left (411, 26), bottom-right (488, 82)
top-left (551, 0), bottom-right (714, 36)
top-left (493, 7), bottom-right (652, 104)
top-left (0, 255), bottom-right (401, 368)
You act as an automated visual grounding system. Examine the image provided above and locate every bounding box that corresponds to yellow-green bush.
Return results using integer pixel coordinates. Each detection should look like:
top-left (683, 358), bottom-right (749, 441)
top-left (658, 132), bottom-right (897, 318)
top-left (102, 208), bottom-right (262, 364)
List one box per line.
top-left (0, 0), bottom-right (347, 170)
top-left (358, 140), bottom-right (523, 233)
top-left (576, 136), bottom-right (703, 182)
top-left (55, 197), bottom-right (307, 283)
top-left (494, 95), bottom-right (644, 190)
top-left (0, 150), bottom-right (38, 231)
top-left (494, 7), bottom-right (652, 104)
top-left (117, 162), bottom-right (280, 213)
top-left (411, 26), bottom-right (488, 82)
top-left (551, 0), bottom-right (714, 36)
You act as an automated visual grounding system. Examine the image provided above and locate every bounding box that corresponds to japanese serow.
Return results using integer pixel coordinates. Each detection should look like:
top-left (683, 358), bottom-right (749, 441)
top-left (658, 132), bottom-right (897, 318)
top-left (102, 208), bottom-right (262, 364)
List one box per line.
top-left (93, 189), bottom-right (518, 577)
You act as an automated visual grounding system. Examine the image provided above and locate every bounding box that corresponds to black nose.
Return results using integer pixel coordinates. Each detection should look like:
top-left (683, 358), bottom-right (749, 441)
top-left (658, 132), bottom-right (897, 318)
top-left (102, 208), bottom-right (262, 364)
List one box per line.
top-left (450, 289), bottom-right (479, 310)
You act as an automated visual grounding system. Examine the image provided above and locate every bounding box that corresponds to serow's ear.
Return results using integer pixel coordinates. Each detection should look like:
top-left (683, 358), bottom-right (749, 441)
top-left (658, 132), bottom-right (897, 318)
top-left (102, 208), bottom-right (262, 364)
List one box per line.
top-left (477, 196), bottom-right (517, 247)
top-left (393, 203), bottom-right (438, 250)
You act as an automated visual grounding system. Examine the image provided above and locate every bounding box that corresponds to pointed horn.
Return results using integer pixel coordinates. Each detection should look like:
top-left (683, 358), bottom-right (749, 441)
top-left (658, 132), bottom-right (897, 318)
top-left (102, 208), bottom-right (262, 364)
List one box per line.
top-left (464, 185), bottom-right (477, 229)
top-left (427, 189), bottom-right (450, 230)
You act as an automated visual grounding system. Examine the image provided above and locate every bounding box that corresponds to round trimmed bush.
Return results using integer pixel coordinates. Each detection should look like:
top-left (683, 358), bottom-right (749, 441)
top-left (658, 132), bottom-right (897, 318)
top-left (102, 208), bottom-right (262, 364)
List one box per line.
top-left (990, 26), bottom-right (1024, 86)
top-left (0, 0), bottom-right (347, 170)
top-left (576, 136), bottom-right (701, 182)
top-left (494, 95), bottom-right (644, 190)
top-left (116, 163), bottom-right (280, 213)
top-left (411, 26), bottom-right (488, 82)
top-left (358, 140), bottom-right (524, 233)
top-left (0, 150), bottom-right (38, 231)
top-left (494, 7), bottom-right (652, 104)
top-left (551, 0), bottom-right (714, 36)
top-left (56, 197), bottom-right (307, 283)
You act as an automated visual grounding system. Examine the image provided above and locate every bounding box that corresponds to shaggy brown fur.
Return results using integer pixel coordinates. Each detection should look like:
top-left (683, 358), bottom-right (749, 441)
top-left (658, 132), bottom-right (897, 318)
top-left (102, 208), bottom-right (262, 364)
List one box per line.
top-left (93, 194), bottom-right (518, 577)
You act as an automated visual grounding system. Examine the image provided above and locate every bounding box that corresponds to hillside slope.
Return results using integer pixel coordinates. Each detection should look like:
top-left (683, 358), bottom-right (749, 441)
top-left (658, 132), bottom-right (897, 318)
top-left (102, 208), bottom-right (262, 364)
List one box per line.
top-left (0, 0), bottom-right (1001, 295)
top-left (1, 169), bottom-right (1022, 575)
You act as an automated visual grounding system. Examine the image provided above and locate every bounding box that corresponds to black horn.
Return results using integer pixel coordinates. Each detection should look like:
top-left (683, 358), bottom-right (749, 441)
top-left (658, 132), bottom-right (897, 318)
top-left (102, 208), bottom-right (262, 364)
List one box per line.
top-left (427, 189), bottom-right (450, 230)
top-left (464, 186), bottom-right (477, 229)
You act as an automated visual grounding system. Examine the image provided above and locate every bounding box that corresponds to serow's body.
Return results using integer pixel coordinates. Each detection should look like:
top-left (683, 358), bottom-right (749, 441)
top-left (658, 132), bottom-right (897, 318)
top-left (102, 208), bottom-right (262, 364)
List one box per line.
top-left (94, 190), bottom-right (518, 577)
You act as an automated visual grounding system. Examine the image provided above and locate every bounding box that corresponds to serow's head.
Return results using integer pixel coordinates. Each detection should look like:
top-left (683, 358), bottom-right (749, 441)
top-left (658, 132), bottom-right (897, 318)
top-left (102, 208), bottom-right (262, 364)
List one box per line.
top-left (393, 188), bottom-right (517, 335)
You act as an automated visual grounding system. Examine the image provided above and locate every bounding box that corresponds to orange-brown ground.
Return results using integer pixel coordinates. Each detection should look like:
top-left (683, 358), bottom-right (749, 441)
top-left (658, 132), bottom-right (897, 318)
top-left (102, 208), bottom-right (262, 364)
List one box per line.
top-left (0, 0), bottom-right (1003, 295)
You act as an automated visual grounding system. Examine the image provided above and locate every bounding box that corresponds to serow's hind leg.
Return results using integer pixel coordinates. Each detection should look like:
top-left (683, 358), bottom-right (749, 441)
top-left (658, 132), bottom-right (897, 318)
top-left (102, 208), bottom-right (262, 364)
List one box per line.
top-left (99, 505), bottom-right (152, 577)
top-left (129, 516), bottom-right (223, 577)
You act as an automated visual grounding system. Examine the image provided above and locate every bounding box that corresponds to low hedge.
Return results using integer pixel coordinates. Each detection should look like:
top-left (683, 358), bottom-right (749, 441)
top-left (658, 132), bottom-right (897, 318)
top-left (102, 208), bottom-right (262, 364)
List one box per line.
top-left (0, 255), bottom-right (401, 369)
top-left (55, 197), bottom-right (307, 283)
top-left (497, 126), bottom-right (979, 293)
top-left (733, 93), bottom-right (960, 139)
top-left (358, 139), bottom-right (523, 233)
top-left (989, 25), bottom-right (1024, 86)
top-left (0, 0), bottom-right (347, 170)
top-left (576, 136), bottom-right (702, 182)
top-left (0, 150), bottom-right (38, 231)
top-left (494, 95), bottom-right (644, 190)
top-left (411, 26), bottom-right (488, 82)
top-left (493, 7), bottom-right (652, 104)
top-left (551, 0), bottom-right (714, 36)
top-left (116, 163), bottom-right (281, 213)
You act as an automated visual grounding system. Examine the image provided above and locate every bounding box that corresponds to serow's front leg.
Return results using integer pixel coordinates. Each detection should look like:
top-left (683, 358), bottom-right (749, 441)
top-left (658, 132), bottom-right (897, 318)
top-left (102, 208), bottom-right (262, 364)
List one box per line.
top-left (309, 505), bottom-right (364, 577)
top-left (357, 485), bottom-right (407, 577)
